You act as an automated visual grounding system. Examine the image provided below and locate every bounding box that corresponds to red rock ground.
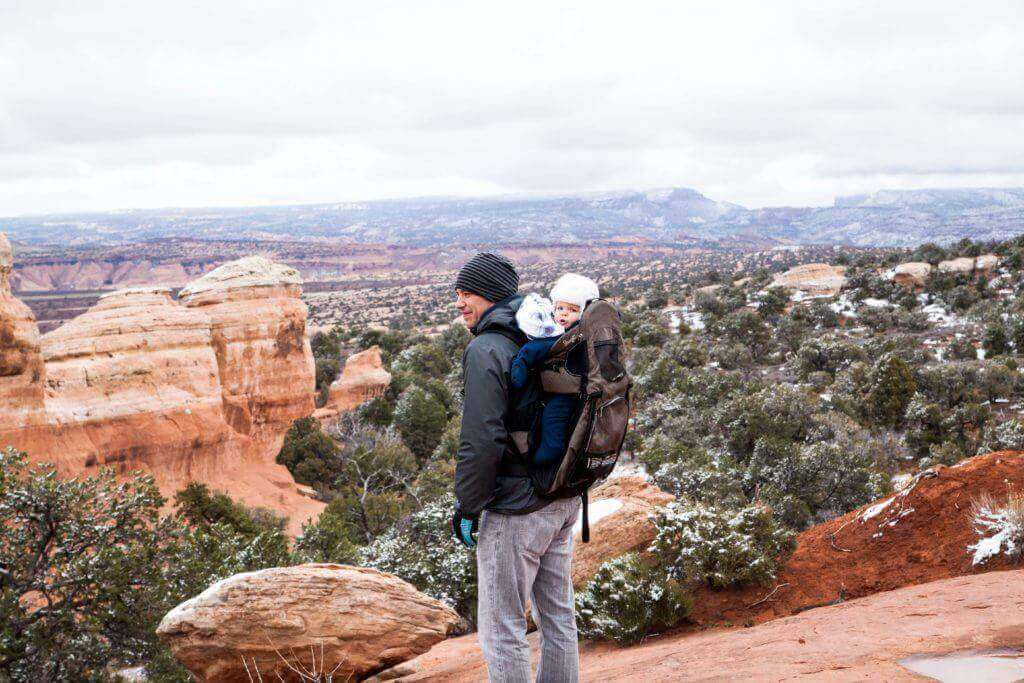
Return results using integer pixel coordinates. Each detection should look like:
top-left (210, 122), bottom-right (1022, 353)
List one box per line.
top-left (410, 451), bottom-right (1024, 680)
top-left (408, 569), bottom-right (1024, 681)
top-left (693, 450), bottom-right (1024, 627)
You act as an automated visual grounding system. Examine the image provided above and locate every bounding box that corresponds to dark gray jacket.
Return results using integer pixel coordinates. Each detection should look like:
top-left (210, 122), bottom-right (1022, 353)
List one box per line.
top-left (454, 295), bottom-right (550, 516)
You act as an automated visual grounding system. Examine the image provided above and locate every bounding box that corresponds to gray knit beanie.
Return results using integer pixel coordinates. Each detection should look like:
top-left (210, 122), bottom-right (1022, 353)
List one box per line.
top-left (455, 252), bottom-right (519, 303)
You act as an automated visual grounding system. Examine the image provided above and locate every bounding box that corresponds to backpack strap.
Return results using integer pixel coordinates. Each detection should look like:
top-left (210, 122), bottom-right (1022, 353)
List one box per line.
top-left (480, 326), bottom-right (527, 348)
top-left (580, 490), bottom-right (590, 543)
top-left (480, 326), bottom-right (532, 479)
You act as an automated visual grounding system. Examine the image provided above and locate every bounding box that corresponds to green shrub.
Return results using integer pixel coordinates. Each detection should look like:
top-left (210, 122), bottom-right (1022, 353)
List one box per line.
top-left (977, 419), bottom-right (1024, 454)
top-left (575, 553), bottom-right (692, 645)
top-left (275, 417), bottom-right (343, 493)
top-left (362, 494), bottom-right (478, 626)
top-left (0, 449), bottom-right (291, 681)
top-left (293, 499), bottom-right (361, 565)
top-left (865, 353), bottom-right (917, 428)
top-left (392, 342), bottom-right (453, 380)
top-left (394, 384), bottom-right (448, 460)
top-left (649, 502), bottom-right (794, 589)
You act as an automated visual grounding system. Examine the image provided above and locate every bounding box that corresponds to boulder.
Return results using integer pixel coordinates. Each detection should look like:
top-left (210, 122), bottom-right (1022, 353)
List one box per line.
top-left (571, 474), bottom-right (674, 587)
top-left (771, 263), bottom-right (846, 297)
top-left (891, 261), bottom-right (932, 290)
top-left (937, 256), bottom-right (975, 274)
top-left (974, 253), bottom-right (999, 274)
top-left (324, 345), bottom-right (391, 413)
top-left (157, 564), bottom-right (459, 682)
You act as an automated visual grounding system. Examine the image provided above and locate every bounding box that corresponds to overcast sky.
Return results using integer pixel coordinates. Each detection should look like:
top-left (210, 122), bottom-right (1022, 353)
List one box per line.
top-left (1, 0), bottom-right (1022, 216)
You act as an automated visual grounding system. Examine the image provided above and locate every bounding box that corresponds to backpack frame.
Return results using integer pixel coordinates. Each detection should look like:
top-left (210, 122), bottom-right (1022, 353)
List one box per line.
top-left (506, 298), bottom-right (632, 541)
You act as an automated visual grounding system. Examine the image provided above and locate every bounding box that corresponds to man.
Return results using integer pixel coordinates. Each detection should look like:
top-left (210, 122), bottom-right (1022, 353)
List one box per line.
top-left (451, 252), bottom-right (581, 683)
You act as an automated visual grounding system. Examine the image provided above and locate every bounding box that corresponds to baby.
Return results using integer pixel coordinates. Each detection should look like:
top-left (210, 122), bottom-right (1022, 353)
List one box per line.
top-left (512, 273), bottom-right (601, 465)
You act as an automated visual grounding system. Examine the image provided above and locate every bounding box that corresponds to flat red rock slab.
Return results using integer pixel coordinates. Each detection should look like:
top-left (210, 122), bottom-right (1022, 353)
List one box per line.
top-left (407, 568), bottom-right (1024, 682)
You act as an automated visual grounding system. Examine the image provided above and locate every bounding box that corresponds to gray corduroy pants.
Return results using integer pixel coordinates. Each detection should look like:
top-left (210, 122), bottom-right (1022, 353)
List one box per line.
top-left (476, 497), bottom-right (581, 683)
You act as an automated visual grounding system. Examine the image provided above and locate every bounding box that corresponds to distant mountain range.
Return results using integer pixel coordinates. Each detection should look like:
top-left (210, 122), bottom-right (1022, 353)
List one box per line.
top-left (4, 187), bottom-right (1024, 248)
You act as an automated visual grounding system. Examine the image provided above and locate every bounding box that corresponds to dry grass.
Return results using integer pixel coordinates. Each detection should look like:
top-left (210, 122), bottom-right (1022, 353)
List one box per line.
top-left (242, 640), bottom-right (351, 683)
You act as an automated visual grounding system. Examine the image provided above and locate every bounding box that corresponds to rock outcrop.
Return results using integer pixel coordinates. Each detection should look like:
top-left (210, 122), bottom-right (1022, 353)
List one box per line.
top-left (0, 239), bottom-right (323, 533)
top-left (891, 261), bottom-right (932, 290)
top-left (409, 570), bottom-right (1024, 682)
top-left (157, 564), bottom-right (459, 682)
top-left (179, 256), bottom-right (315, 437)
top-left (320, 345), bottom-right (391, 418)
top-left (975, 253), bottom-right (999, 273)
top-left (571, 474), bottom-right (674, 587)
top-left (771, 263), bottom-right (846, 297)
top-left (690, 450), bottom-right (1024, 627)
top-left (938, 256), bottom-right (976, 274)
top-left (0, 234), bottom-right (47, 439)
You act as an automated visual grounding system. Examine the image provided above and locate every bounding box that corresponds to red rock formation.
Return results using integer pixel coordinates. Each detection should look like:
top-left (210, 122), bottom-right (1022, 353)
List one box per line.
top-left (0, 240), bottom-right (323, 534)
top-left (0, 234), bottom-right (47, 440)
top-left (891, 261), bottom-right (932, 291)
top-left (157, 564), bottom-right (458, 682)
top-left (571, 474), bottom-right (674, 587)
top-left (316, 345), bottom-right (391, 421)
top-left (410, 569), bottom-right (1024, 682)
top-left (772, 263), bottom-right (847, 297)
top-left (179, 256), bottom-right (316, 437)
top-left (691, 450), bottom-right (1024, 627)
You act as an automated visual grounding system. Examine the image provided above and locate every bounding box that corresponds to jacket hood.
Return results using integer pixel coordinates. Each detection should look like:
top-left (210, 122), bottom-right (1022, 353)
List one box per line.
top-left (472, 293), bottom-right (524, 337)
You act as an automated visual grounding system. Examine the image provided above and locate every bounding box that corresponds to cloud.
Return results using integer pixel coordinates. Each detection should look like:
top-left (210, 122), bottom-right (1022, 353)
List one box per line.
top-left (1, 0), bottom-right (1022, 215)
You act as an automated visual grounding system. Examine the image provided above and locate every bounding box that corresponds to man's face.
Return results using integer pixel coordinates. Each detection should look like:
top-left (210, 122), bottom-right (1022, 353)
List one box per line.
top-left (553, 301), bottom-right (581, 328)
top-left (455, 289), bottom-right (493, 328)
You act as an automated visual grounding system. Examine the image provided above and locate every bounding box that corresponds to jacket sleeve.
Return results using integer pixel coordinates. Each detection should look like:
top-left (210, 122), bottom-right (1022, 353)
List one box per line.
top-left (455, 340), bottom-right (512, 516)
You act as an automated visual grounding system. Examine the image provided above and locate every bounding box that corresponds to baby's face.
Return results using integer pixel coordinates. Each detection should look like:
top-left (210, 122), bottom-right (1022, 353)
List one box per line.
top-left (553, 301), bottom-right (581, 328)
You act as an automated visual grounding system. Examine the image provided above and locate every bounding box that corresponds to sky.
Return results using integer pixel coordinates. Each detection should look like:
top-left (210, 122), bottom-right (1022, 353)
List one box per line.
top-left (1, 0), bottom-right (1023, 216)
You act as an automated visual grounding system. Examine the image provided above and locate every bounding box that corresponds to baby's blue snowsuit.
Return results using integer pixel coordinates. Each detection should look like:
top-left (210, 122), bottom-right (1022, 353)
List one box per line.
top-left (510, 333), bottom-right (576, 465)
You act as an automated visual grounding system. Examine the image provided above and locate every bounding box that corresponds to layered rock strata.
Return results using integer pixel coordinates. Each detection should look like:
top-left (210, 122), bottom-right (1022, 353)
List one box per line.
top-left (0, 239), bottom-right (322, 533)
top-left (157, 564), bottom-right (459, 682)
top-left (772, 263), bottom-right (847, 297)
top-left (0, 234), bottom-right (47, 438)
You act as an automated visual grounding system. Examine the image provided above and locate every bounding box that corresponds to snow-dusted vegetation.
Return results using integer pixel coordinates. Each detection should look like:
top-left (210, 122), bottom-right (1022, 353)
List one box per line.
top-left (968, 492), bottom-right (1024, 566)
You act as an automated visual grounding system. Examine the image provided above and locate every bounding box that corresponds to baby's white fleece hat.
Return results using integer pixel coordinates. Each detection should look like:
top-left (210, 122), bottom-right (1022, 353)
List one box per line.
top-left (516, 293), bottom-right (564, 339)
top-left (550, 273), bottom-right (600, 309)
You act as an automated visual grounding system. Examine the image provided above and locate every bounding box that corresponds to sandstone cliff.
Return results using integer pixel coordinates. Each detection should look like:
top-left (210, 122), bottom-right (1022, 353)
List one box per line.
top-left (0, 234), bottom-right (47, 437)
top-left (0, 240), bottom-right (322, 533)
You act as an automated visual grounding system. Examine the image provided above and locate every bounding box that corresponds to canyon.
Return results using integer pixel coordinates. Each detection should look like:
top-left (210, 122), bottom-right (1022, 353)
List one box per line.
top-left (0, 235), bottom-right (323, 533)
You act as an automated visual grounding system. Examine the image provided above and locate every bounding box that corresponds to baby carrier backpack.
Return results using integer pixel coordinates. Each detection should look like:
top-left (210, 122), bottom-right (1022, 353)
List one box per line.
top-left (506, 298), bottom-right (632, 542)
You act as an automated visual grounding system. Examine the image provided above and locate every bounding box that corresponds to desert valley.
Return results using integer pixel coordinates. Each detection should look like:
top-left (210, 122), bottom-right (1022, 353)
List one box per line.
top-left (4, 186), bottom-right (1024, 681)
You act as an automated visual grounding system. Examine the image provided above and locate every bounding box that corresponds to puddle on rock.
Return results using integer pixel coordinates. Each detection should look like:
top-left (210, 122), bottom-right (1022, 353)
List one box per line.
top-left (899, 648), bottom-right (1024, 682)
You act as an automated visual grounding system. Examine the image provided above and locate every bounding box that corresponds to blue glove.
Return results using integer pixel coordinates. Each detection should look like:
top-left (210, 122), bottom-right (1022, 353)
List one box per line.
top-left (510, 356), bottom-right (528, 389)
top-left (452, 510), bottom-right (479, 548)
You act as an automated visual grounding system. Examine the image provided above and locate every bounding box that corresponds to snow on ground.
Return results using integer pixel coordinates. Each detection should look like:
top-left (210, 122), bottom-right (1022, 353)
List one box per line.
top-left (573, 498), bottom-right (624, 535)
top-left (861, 496), bottom-right (896, 521)
top-left (829, 294), bottom-right (858, 317)
top-left (861, 297), bottom-right (893, 309)
top-left (665, 307), bottom-right (704, 333)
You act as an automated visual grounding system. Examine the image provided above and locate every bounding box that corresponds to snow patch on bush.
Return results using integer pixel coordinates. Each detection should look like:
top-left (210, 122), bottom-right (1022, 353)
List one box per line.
top-left (968, 493), bottom-right (1024, 566)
